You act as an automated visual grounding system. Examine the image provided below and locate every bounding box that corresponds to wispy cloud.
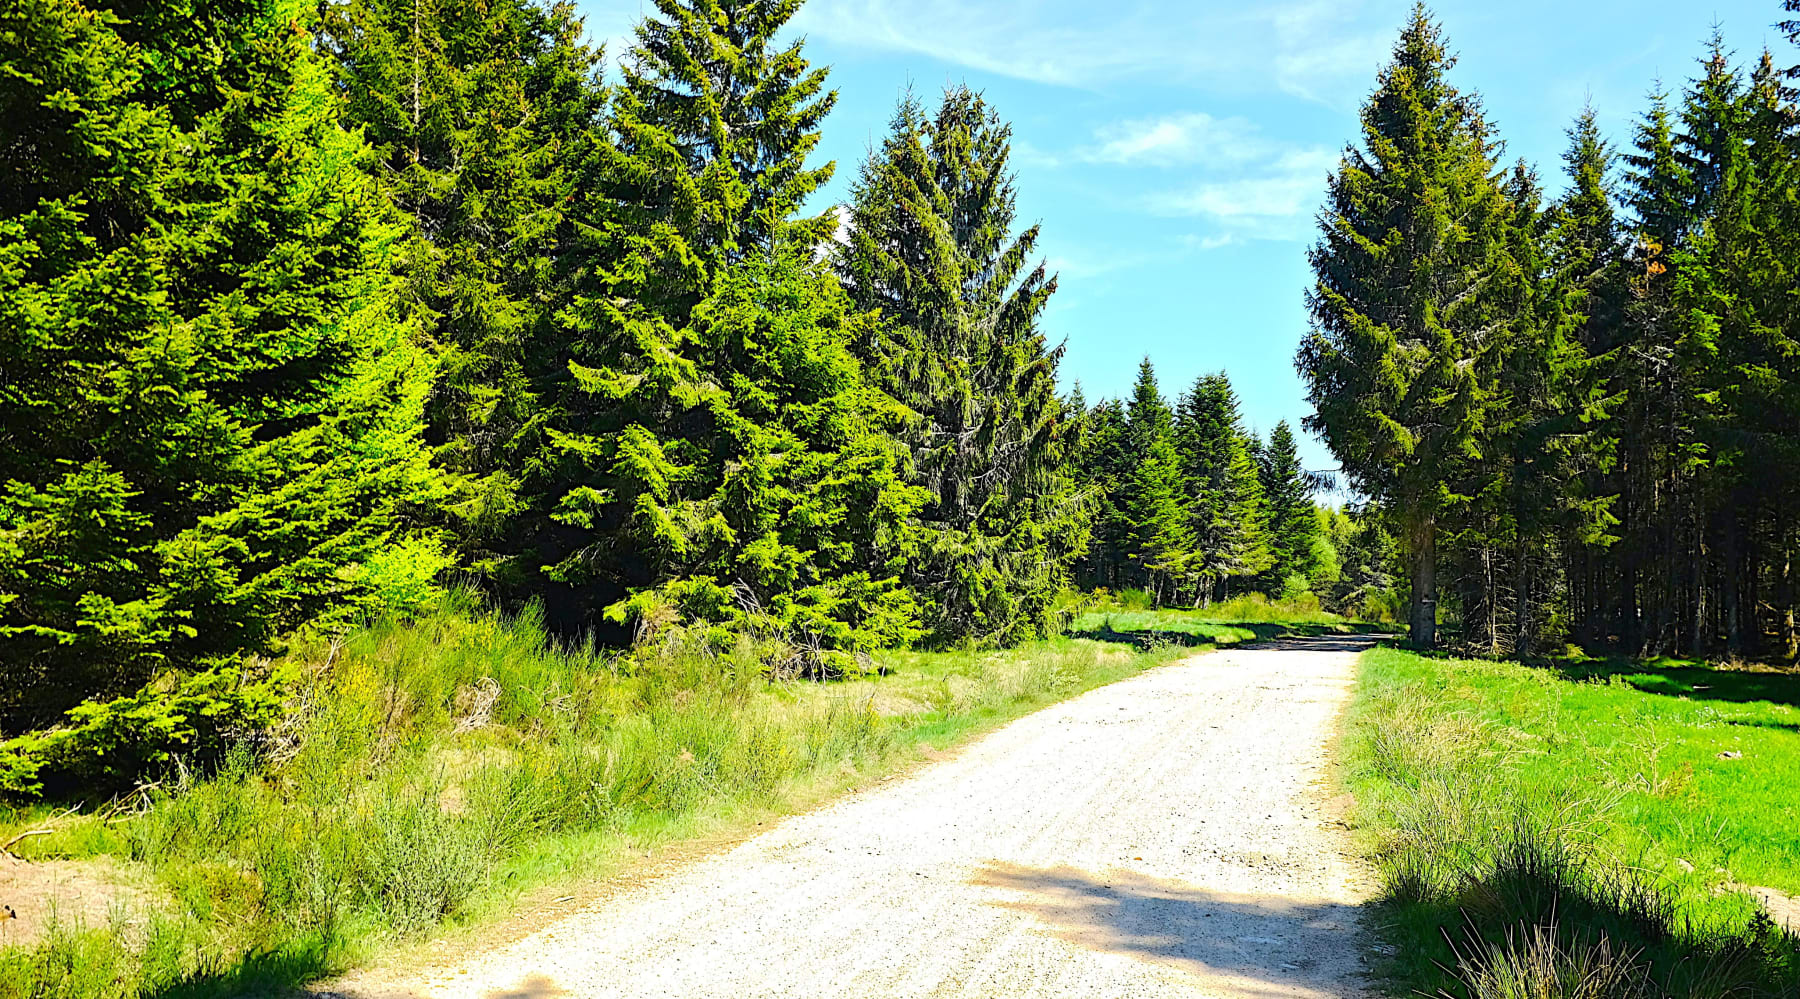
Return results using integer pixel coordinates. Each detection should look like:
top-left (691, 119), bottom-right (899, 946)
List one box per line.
top-left (1145, 148), bottom-right (1338, 240)
top-left (789, 0), bottom-right (1392, 104)
top-left (1083, 112), bottom-right (1273, 167)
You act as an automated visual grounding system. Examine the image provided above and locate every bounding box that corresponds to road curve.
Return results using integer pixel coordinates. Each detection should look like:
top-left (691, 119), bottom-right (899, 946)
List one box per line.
top-left (335, 634), bottom-right (1375, 999)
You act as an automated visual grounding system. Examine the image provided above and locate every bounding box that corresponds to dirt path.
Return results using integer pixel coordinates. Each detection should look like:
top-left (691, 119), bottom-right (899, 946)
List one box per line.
top-left (333, 634), bottom-right (1375, 999)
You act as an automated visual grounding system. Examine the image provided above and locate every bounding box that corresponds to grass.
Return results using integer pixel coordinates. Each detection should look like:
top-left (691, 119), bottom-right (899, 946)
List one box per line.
top-left (1344, 645), bottom-right (1800, 998)
top-left (1070, 592), bottom-right (1379, 649)
top-left (0, 599), bottom-right (1320, 998)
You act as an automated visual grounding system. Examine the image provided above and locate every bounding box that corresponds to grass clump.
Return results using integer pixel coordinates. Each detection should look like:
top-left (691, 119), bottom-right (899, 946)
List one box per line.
top-left (1345, 646), bottom-right (1800, 998)
top-left (0, 596), bottom-right (1221, 998)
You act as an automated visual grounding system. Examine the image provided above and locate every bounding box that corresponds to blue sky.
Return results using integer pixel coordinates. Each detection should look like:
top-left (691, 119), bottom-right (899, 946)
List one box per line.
top-left (574, 1), bottom-right (1795, 474)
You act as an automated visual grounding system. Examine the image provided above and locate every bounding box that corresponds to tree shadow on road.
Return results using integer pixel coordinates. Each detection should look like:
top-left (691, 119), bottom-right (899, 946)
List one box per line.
top-left (1069, 621), bottom-right (1386, 653)
top-left (970, 861), bottom-right (1365, 996)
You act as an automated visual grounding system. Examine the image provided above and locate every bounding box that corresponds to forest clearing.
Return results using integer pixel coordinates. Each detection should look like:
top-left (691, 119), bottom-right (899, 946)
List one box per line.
top-left (5, 0), bottom-right (1800, 995)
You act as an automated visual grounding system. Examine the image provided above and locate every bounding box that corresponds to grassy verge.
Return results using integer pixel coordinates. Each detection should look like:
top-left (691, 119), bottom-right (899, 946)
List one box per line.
top-left (1071, 593), bottom-right (1382, 648)
top-left (1344, 645), bottom-right (1800, 998)
top-left (0, 600), bottom-right (1315, 998)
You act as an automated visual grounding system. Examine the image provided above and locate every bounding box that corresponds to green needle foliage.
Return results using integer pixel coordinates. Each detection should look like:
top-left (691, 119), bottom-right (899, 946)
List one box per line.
top-left (1173, 374), bottom-right (1273, 603)
top-left (1300, 5), bottom-right (1529, 649)
top-left (838, 87), bottom-right (1089, 646)
top-left (509, 0), bottom-right (922, 667)
top-left (1302, 5), bottom-right (1800, 660)
top-left (316, 0), bottom-right (608, 549)
top-left (0, 0), bottom-right (446, 735)
top-left (1257, 421), bottom-right (1323, 597)
top-left (1116, 360), bottom-right (1194, 606)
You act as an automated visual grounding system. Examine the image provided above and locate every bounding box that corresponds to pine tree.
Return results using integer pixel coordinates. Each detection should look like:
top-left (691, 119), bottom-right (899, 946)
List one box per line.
top-left (598, 249), bottom-right (930, 666)
top-left (0, 0), bottom-right (444, 728)
top-left (620, 0), bottom-right (838, 271)
top-left (1297, 5), bottom-right (1517, 649)
top-left (1172, 374), bottom-right (1270, 601)
top-left (1115, 361), bottom-right (1192, 603)
top-left (1258, 421), bottom-right (1322, 596)
top-left (1786, 1), bottom-right (1800, 69)
top-left (316, 0), bottom-right (608, 551)
top-left (1073, 398), bottom-right (1132, 592)
top-left (837, 87), bottom-right (1088, 644)
top-left (1546, 106), bottom-right (1630, 647)
top-left (512, 0), bottom-right (922, 664)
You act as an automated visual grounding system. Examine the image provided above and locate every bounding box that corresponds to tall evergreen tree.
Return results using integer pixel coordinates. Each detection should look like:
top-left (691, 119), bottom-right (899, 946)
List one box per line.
top-left (1073, 398), bottom-right (1132, 592)
top-left (1172, 374), bottom-right (1270, 601)
top-left (1115, 360), bottom-right (1192, 603)
top-left (0, 0), bottom-right (444, 727)
top-left (1258, 421), bottom-right (1322, 595)
top-left (316, 0), bottom-right (608, 553)
top-left (505, 0), bottom-right (921, 665)
top-left (837, 87), bottom-right (1088, 645)
top-left (1297, 5), bottom-right (1518, 649)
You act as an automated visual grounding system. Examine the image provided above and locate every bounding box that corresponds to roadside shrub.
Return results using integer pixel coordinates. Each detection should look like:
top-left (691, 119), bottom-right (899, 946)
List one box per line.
top-left (0, 666), bottom-right (292, 798)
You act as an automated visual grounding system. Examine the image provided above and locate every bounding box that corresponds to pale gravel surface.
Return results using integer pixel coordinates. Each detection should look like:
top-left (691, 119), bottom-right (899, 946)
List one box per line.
top-left (334, 634), bottom-right (1375, 999)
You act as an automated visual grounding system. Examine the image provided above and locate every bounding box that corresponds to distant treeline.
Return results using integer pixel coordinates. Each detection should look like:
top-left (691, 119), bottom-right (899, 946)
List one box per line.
top-left (1302, 3), bottom-right (1800, 657)
top-left (1068, 362), bottom-right (1396, 617)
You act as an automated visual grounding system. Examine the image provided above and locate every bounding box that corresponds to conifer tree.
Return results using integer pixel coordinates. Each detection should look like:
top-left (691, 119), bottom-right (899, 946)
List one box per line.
top-left (316, 0), bottom-right (608, 550)
top-left (513, 0), bottom-right (921, 664)
top-left (837, 87), bottom-right (1088, 644)
top-left (1172, 374), bottom-right (1270, 601)
top-left (1116, 361), bottom-right (1192, 603)
top-left (1073, 398), bottom-right (1132, 591)
top-left (0, 0), bottom-right (444, 727)
top-left (619, 0), bottom-right (838, 271)
top-left (1298, 5), bottom-right (1517, 649)
top-left (1258, 421), bottom-right (1322, 596)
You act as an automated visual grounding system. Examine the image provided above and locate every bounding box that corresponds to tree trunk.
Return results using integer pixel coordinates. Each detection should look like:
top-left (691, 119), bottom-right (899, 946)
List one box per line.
top-left (1409, 515), bottom-right (1437, 650)
top-left (1513, 537), bottom-right (1531, 657)
top-left (1782, 514), bottom-right (1797, 661)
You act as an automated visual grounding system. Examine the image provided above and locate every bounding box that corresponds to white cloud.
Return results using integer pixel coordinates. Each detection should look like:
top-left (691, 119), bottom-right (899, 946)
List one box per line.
top-left (788, 0), bottom-right (1392, 104)
top-left (1145, 148), bottom-right (1338, 240)
top-left (1084, 112), bottom-right (1272, 167)
top-left (1181, 233), bottom-right (1241, 252)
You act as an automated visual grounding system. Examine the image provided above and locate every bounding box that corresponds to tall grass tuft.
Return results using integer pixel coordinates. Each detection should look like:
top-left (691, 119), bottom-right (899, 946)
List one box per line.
top-left (1445, 920), bottom-right (1652, 999)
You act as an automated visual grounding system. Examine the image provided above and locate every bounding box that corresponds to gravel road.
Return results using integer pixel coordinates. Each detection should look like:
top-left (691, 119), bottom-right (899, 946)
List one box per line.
top-left (336, 634), bottom-right (1375, 999)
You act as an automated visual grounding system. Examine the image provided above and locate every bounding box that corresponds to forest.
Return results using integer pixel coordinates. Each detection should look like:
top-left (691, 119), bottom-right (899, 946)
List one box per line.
top-left (5, 0), bottom-right (1800, 996)
top-left (1, 0), bottom-right (1798, 793)
top-left (0, 0), bottom-right (1392, 797)
top-left (1303, 3), bottom-right (1800, 660)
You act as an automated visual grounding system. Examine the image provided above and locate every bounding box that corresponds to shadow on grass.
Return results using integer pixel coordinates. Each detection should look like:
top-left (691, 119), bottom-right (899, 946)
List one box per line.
top-left (1381, 832), bottom-right (1800, 999)
top-left (1548, 657), bottom-right (1800, 711)
top-left (137, 935), bottom-right (338, 999)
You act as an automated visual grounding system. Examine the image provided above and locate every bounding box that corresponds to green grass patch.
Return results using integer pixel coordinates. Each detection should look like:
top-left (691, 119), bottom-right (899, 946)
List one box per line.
top-left (1344, 645), bottom-right (1800, 998)
top-left (1071, 593), bottom-right (1386, 650)
top-left (0, 600), bottom-right (1304, 998)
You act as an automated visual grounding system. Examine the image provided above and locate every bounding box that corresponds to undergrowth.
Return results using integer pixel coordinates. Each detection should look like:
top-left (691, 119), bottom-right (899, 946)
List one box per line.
top-left (1345, 646), bottom-right (1800, 998)
top-left (0, 597), bottom-right (1245, 997)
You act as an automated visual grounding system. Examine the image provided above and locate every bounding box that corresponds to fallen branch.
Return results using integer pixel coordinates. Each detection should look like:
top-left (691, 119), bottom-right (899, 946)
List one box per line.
top-left (0, 828), bottom-right (52, 859)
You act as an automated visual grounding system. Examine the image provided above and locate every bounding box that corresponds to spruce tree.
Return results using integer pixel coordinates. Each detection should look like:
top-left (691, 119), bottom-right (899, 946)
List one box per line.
top-left (1297, 5), bottom-right (1516, 649)
top-left (1073, 398), bottom-right (1132, 592)
top-left (1116, 361), bottom-right (1192, 604)
top-left (837, 87), bottom-right (1088, 644)
top-left (1258, 421), bottom-right (1322, 596)
top-left (0, 0), bottom-right (443, 727)
top-left (1172, 374), bottom-right (1271, 601)
top-left (516, 0), bottom-right (922, 664)
top-left (316, 0), bottom-right (608, 552)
